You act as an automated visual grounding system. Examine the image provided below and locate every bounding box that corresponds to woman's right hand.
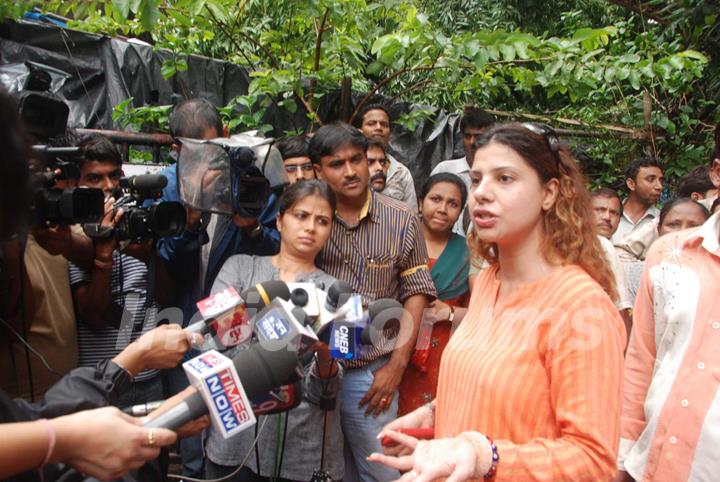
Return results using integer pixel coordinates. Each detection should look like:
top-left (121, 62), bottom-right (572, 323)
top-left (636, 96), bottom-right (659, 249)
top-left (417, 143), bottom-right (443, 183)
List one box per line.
top-left (50, 406), bottom-right (176, 480)
top-left (379, 403), bottom-right (434, 456)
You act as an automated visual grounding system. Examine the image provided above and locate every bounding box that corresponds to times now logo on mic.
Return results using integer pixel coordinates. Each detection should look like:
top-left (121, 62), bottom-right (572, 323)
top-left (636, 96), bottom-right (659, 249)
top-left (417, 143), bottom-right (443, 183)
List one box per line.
top-left (184, 351), bottom-right (256, 439)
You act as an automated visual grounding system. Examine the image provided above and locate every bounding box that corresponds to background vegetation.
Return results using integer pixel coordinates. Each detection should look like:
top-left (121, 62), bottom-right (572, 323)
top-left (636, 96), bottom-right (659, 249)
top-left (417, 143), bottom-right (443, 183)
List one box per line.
top-left (4, 0), bottom-right (718, 189)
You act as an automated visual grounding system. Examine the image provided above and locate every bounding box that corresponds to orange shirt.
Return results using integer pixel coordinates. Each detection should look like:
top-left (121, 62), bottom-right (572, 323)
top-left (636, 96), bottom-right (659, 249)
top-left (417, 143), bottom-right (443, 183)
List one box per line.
top-left (435, 264), bottom-right (625, 481)
top-left (620, 212), bottom-right (720, 481)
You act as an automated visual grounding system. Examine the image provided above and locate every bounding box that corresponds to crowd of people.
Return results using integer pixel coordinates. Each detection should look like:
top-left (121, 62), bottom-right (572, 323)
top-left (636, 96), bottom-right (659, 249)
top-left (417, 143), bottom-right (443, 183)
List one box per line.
top-left (1, 86), bottom-right (719, 482)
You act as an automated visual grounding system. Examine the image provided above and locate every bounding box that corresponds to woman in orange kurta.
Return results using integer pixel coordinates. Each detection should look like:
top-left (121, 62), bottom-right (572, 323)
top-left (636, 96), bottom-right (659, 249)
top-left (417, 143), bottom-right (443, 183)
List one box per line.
top-left (369, 123), bottom-right (625, 481)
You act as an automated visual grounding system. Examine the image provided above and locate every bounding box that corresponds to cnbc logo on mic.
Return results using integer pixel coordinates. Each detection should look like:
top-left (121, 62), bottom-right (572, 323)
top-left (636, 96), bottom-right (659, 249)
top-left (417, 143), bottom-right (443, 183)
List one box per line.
top-left (183, 350), bottom-right (256, 439)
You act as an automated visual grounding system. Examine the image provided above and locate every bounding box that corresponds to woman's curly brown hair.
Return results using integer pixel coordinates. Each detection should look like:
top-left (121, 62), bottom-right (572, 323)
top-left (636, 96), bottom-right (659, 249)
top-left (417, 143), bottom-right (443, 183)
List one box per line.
top-left (468, 123), bottom-right (617, 302)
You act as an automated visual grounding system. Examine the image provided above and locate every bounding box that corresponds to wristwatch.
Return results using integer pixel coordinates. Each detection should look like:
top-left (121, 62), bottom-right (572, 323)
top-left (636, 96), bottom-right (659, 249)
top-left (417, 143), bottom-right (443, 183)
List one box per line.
top-left (447, 305), bottom-right (455, 323)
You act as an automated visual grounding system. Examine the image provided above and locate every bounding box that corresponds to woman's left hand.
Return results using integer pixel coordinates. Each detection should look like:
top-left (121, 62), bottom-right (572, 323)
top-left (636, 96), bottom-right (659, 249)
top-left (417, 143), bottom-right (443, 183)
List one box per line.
top-left (368, 430), bottom-right (482, 482)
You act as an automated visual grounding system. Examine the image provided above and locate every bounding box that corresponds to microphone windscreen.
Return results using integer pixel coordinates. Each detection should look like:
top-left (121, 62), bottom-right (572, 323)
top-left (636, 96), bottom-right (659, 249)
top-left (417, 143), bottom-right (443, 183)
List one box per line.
top-left (241, 280), bottom-right (291, 312)
top-left (233, 342), bottom-right (300, 396)
top-left (122, 174), bottom-right (168, 191)
top-left (363, 298), bottom-right (403, 345)
top-left (325, 280), bottom-right (353, 311)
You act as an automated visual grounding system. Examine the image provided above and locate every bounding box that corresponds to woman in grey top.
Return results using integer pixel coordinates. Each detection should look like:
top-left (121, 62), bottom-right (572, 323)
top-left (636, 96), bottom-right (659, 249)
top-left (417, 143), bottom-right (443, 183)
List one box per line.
top-left (204, 180), bottom-right (344, 482)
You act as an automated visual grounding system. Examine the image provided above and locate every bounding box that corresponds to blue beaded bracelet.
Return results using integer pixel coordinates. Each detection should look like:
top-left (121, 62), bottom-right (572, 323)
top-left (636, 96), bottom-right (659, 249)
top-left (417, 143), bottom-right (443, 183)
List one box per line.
top-left (484, 436), bottom-right (499, 479)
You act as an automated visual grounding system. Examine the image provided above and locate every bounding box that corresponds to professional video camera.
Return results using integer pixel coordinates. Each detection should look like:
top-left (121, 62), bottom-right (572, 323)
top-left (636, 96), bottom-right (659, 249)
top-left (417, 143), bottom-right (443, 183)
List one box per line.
top-left (175, 133), bottom-right (289, 218)
top-left (96, 174), bottom-right (186, 243)
top-left (29, 144), bottom-right (105, 226)
top-left (21, 87), bottom-right (106, 226)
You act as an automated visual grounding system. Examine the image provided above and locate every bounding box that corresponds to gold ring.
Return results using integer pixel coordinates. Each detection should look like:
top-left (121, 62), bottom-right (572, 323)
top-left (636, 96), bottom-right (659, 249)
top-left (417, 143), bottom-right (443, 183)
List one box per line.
top-left (147, 428), bottom-right (155, 446)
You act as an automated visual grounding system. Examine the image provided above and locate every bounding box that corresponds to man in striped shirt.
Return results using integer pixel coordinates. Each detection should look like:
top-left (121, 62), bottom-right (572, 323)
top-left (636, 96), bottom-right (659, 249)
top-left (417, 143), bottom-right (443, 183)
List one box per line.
top-left (310, 122), bottom-right (436, 482)
top-left (68, 134), bottom-right (169, 408)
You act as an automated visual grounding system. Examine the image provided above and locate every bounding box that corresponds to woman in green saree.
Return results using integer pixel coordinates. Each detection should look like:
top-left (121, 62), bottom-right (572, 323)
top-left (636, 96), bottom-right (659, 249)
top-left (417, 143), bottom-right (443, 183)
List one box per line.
top-left (398, 173), bottom-right (470, 415)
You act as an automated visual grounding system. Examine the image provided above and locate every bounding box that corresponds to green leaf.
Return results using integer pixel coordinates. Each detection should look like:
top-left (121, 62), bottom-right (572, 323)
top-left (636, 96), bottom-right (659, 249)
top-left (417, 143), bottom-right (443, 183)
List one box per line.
top-left (112, 0), bottom-right (130, 18)
top-left (676, 50), bottom-right (708, 62)
top-left (139, 0), bottom-right (160, 32)
top-left (498, 43), bottom-right (515, 61)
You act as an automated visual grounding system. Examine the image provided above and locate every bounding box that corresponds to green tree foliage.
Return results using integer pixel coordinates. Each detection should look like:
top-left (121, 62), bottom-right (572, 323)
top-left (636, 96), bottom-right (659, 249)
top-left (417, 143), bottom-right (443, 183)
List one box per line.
top-left (5, 0), bottom-right (717, 186)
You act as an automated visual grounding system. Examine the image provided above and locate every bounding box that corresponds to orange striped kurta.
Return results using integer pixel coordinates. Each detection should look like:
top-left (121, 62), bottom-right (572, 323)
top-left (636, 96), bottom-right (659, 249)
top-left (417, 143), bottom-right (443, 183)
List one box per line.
top-left (435, 264), bottom-right (625, 481)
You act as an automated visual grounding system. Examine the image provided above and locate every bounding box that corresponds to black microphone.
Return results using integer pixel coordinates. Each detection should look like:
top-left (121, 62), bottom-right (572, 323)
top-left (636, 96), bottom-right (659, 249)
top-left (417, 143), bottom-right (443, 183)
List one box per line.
top-left (144, 342), bottom-right (299, 431)
top-left (241, 280), bottom-right (292, 313)
top-left (119, 174), bottom-right (168, 191)
top-left (361, 298), bottom-right (404, 345)
top-left (325, 280), bottom-right (353, 311)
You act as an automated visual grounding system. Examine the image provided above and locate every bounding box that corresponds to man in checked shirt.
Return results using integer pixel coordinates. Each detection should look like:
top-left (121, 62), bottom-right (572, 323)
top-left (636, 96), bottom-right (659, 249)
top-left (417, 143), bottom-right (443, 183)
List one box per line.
top-left (309, 122), bottom-right (436, 482)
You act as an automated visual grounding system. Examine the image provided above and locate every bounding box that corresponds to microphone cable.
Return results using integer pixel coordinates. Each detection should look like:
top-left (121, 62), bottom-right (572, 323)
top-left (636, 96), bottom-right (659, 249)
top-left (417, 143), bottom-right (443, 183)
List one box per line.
top-left (166, 415), bottom-right (270, 482)
top-left (0, 316), bottom-right (62, 376)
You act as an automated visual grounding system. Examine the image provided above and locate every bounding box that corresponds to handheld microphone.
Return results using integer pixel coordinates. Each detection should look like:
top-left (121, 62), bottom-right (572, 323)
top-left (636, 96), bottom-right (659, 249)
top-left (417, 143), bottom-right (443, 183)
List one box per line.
top-left (123, 400), bottom-right (164, 417)
top-left (185, 280), bottom-right (292, 349)
top-left (144, 341), bottom-right (300, 433)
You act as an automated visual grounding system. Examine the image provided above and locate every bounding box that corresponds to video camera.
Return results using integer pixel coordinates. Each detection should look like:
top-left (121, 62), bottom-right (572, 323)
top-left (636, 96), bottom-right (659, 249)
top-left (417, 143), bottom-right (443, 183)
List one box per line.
top-left (94, 174), bottom-right (186, 243)
top-left (176, 133), bottom-right (289, 218)
top-left (29, 143), bottom-right (105, 226)
top-left (20, 86), bottom-right (105, 227)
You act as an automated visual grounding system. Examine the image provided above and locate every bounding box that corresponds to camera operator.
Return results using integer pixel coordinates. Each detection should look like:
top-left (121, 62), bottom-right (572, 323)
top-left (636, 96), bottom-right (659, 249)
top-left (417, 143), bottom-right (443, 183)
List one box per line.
top-left (0, 136), bottom-right (95, 402)
top-left (150, 98), bottom-right (283, 478)
top-left (0, 88), bottom-right (209, 482)
top-left (68, 134), bottom-right (176, 408)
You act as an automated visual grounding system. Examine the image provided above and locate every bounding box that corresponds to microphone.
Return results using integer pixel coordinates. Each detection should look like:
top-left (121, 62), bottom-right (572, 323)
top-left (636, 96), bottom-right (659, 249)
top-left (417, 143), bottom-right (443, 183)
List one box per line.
top-left (144, 342), bottom-right (300, 434)
top-left (123, 400), bottom-right (164, 416)
top-left (362, 298), bottom-right (404, 346)
top-left (185, 280), bottom-right (292, 349)
top-left (120, 174), bottom-right (168, 191)
top-left (250, 380), bottom-right (303, 415)
top-left (327, 297), bottom-right (404, 360)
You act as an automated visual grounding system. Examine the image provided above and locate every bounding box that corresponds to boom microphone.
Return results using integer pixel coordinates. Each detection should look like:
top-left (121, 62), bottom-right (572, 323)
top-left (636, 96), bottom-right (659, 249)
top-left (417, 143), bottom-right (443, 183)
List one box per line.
top-left (144, 342), bottom-right (299, 431)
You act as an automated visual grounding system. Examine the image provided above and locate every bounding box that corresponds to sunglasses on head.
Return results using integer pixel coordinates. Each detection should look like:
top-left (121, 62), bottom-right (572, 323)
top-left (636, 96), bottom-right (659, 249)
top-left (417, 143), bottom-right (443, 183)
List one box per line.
top-left (521, 122), bottom-right (561, 168)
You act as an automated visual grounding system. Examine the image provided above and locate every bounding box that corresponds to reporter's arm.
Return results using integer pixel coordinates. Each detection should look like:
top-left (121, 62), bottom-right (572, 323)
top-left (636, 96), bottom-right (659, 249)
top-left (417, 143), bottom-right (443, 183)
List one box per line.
top-left (0, 407), bottom-right (176, 481)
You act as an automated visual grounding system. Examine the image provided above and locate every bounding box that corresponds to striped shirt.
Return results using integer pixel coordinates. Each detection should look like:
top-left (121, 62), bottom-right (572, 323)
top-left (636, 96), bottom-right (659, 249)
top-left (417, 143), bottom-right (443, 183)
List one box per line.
top-left (69, 250), bottom-right (159, 382)
top-left (435, 264), bottom-right (625, 481)
top-left (317, 190), bottom-right (436, 368)
top-left (620, 212), bottom-right (720, 482)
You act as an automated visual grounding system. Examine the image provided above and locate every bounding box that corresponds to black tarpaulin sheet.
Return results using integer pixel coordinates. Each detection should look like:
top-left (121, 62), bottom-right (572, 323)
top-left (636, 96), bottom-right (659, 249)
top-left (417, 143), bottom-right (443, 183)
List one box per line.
top-left (0, 19), bottom-right (468, 190)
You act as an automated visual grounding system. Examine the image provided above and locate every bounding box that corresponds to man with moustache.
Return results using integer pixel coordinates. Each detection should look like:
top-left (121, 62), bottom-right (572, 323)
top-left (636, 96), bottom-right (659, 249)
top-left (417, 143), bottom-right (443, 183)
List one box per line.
top-left (590, 188), bottom-right (623, 239)
top-left (612, 158), bottom-right (664, 245)
top-left (367, 139), bottom-right (390, 193)
top-left (354, 104), bottom-right (418, 213)
top-left (309, 122), bottom-right (436, 482)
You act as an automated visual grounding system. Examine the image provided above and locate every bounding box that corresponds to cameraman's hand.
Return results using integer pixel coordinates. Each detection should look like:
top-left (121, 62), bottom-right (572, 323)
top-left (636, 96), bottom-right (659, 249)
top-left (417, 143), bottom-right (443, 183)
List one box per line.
top-left (121, 239), bottom-right (153, 263)
top-left (95, 198), bottom-right (122, 261)
top-left (185, 207), bottom-right (203, 233)
top-left (114, 324), bottom-right (202, 375)
top-left (50, 406), bottom-right (176, 481)
top-left (32, 225), bottom-right (72, 257)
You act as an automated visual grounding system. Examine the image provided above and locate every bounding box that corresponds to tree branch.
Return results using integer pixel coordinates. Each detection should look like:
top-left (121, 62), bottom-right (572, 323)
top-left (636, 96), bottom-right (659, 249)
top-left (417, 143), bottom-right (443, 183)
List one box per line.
top-left (485, 108), bottom-right (650, 139)
top-left (307, 7), bottom-right (330, 114)
top-left (605, 0), bottom-right (669, 25)
top-left (205, 4), bottom-right (319, 125)
top-left (350, 65), bottom-right (461, 124)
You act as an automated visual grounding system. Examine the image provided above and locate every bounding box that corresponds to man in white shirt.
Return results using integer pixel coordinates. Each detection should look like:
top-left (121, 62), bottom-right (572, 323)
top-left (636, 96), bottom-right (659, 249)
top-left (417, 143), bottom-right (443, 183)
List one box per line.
top-left (431, 106), bottom-right (494, 234)
top-left (612, 158), bottom-right (664, 245)
top-left (355, 104), bottom-right (418, 212)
